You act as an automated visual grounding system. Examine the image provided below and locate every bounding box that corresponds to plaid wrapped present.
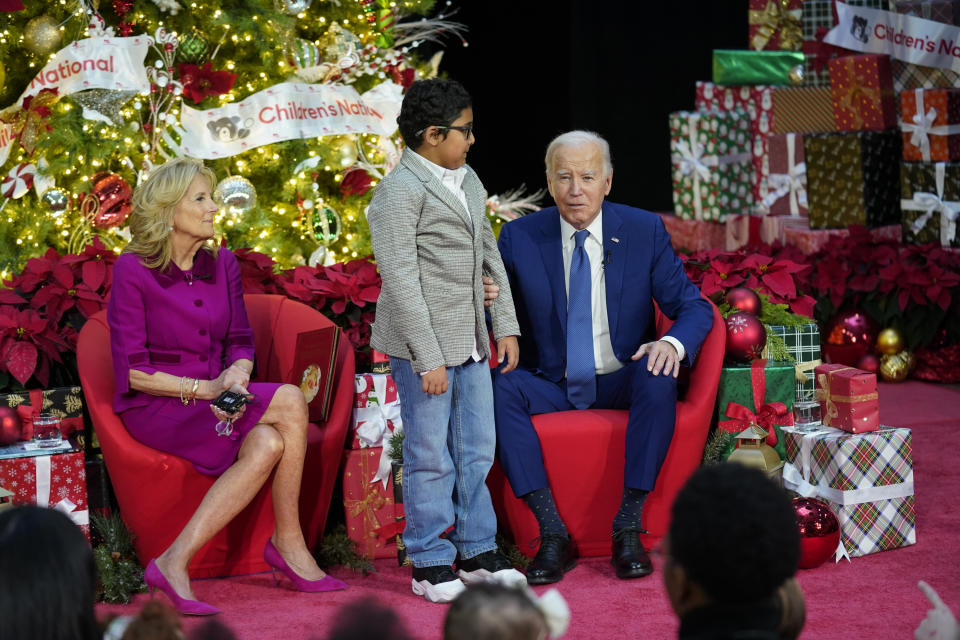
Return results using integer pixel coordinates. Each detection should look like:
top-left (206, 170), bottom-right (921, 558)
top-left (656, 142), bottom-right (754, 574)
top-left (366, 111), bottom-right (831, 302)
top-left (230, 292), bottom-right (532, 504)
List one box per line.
top-left (750, 0), bottom-right (804, 51)
top-left (829, 54), bottom-right (898, 131)
top-left (893, 0), bottom-right (960, 23)
top-left (0, 449), bottom-right (90, 541)
top-left (669, 109), bottom-right (754, 222)
top-left (771, 86), bottom-right (837, 133)
top-left (900, 88), bottom-right (960, 162)
top-left (764, 133), bottom-right (809, 215)
top-left (351, 373), bottom-right (401, 450)
top-left (343, 447), bottom-right (397, 559)
top-left (900, 161), bottom-right (960, 247)
top-left (767, 323), bottom-right (821, 401)
top-left (782, 425), bottom-right (916, 558)
top-left (716, 359), bottom-right (796, 461)
top-left (814, 363), bottom-right (879, 433)
top-left (655, 213), bottom-right (727, 252)
top-left (805, 129), bottom-right (902, 228)
top-left (891, 60), bottom-right (960, 94)
top-left (801, 0), bottom-right (889, 85)
top-left (695, 83), bottom-right (775, 207)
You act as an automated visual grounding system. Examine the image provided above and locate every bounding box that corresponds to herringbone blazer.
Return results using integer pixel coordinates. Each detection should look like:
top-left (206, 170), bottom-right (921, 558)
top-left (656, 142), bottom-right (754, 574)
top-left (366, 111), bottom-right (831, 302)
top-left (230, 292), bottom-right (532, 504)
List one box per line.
top-left (367, 149), bottom-right (520, 372)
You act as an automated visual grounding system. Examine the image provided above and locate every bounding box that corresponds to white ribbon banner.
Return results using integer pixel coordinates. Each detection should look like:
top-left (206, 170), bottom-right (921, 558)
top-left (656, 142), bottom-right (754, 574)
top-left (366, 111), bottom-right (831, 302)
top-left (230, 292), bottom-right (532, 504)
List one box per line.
top-left (761, 133), bottom-right (807, 216)
top-left (670, 113), bottom-right (752, 220)
top-left (900, 88), bottom-right (960, 162)
top-left (824, 3), bottom-right (960, 73)
top-left (177, 81), bottom-right (403, 160)
top-left (901, 162), bottom-right (960, 246)
top-left (0, 36), bottom-right (151, 167)
top-left (35, 454), bottom-right (89, 528)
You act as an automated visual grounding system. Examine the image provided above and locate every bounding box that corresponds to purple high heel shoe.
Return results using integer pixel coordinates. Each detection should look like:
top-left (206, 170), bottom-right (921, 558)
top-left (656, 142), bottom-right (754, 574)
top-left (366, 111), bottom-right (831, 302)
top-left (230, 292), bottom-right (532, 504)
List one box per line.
top-left (263, 539), bottom-right (347, 592)
top-left (144, 560), bottom-right (221, 616)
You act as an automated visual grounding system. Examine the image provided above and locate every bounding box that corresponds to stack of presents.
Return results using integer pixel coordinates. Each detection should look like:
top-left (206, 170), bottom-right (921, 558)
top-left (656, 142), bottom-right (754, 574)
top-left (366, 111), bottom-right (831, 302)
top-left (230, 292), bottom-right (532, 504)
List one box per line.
top-left (715, 323), bottom-right (916, 560)
top-left (667, 0), bottom-right (960, 254)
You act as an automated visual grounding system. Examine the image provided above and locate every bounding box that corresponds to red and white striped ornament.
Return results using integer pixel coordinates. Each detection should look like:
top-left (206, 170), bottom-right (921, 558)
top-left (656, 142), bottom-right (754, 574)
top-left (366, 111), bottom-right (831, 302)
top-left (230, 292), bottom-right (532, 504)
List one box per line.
top-left (2, 163), bottom-right (36, 199)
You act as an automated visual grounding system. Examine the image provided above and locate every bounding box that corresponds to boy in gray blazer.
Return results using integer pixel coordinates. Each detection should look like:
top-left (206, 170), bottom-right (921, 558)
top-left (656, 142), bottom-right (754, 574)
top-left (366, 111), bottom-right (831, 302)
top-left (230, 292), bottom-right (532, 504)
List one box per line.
top-left (367, 79), bottom-right (525, 603)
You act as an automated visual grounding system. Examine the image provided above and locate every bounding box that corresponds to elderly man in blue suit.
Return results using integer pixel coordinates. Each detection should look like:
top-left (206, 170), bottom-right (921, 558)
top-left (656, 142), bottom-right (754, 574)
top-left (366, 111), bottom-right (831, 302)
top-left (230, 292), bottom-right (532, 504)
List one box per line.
top-left (492, 131), bottom-right (714, 585)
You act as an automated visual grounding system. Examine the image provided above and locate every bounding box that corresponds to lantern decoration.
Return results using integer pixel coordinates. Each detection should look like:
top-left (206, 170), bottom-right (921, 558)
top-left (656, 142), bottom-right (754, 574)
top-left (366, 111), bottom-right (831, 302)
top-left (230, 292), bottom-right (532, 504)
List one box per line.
top-left (725, 287), bottom-right (762, 316)
top-left (91, 172), bottom-right (133, 228)
top-left (822, 309), bottom-right (879, 366)
top-left (725, 312), bottom-right (767, 362)
top-left (727, 423), bottom-right (784, 481)
top-left (793, 497), bottom-right (841, 569)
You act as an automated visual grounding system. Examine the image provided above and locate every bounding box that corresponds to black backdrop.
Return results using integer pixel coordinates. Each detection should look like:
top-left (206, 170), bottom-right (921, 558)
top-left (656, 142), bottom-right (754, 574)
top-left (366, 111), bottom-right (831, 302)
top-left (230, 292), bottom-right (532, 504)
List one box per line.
top-left (433, 1), bottom-right (749, 211)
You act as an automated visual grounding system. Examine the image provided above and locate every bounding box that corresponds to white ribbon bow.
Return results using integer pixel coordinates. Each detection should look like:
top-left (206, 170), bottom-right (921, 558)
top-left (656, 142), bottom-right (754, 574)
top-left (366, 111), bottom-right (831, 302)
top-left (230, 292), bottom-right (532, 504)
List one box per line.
top-left (901, 162), bottom-right (960, 247)
top-left (761, 133), bottom-right (807, 216)
top-left (35, 455), bottom-right (89, 528)
top-left (900, 89), bottom-right (960, 162)
top-left (353, 375), bottom-right (404, 489)
top-left (527, 587), bottom-right (571, 638)
top-left (671, 112), bottom-right (752, 219)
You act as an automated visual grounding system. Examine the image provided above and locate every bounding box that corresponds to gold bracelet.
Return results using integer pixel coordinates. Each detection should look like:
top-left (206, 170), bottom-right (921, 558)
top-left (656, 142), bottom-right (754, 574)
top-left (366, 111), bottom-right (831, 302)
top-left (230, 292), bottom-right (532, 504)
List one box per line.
top-left (189, 377), bottom-right (200, 405)
top-left (179, 376), bottom-right (187, 406)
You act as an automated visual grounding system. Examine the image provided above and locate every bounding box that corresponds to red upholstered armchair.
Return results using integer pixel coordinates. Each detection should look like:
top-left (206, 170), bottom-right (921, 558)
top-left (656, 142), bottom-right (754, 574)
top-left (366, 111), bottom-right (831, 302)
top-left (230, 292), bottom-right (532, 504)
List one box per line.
top-left (488, 301), bottom-right (725, 557)
top-left (77, 294), bottom-right (354, 578)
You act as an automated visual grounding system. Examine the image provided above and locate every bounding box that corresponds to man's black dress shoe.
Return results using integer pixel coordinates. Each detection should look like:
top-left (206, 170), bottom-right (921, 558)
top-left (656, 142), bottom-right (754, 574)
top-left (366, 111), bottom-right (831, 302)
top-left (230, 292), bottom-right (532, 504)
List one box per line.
top-left (611, 527), bottom-right (653, 579)
top-left (526, 533), bottom-right (576, 585)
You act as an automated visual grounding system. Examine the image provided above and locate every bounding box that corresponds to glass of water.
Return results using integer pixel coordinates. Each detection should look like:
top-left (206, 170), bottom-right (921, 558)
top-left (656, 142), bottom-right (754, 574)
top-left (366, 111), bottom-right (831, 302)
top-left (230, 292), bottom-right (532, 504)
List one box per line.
top-left (32, 414), bottom-right (62, 448)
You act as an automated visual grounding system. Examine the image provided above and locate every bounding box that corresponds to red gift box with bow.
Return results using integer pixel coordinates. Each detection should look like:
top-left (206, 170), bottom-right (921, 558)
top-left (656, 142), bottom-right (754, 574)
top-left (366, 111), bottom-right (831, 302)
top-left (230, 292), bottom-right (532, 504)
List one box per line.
top-left (813, 363), bottom-right (879, 433)
top-left (342, 447), bottom-right (397, 559)
top-left (0, 449), bottom-right (89, 541)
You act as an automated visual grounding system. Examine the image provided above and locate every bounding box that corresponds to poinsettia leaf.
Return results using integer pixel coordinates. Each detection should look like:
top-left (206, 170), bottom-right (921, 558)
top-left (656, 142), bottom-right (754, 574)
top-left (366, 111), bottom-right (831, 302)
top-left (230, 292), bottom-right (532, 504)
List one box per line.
top-left (4, 341), bottom-right (37, 385)
top-left (761, 271), bottom-right (796, 298)
top-left (52, 263), bottom-right (75, 288)
top-left (0, 290), bottom-right (27, 304)
top-left (81, 259), bottom-right (106, 291)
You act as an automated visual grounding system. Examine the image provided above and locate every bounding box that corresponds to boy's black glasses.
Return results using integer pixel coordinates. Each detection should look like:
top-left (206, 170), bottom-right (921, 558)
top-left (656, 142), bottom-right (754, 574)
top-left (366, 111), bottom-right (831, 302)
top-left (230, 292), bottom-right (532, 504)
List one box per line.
top-left (416, 124), bottom-right (474, 137)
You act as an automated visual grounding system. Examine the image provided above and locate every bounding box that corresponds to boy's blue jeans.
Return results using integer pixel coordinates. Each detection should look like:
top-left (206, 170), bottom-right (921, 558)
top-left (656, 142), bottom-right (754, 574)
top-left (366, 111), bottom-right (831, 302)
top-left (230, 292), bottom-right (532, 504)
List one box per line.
top-left (389, 356), bottom-right (499, 568)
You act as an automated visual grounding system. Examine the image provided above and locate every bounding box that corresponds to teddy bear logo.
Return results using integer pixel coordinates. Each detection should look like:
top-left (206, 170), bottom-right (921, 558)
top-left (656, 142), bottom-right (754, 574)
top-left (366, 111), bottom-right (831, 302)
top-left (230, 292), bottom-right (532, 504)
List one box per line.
top-left (207, 116), bottom-right (252, 142)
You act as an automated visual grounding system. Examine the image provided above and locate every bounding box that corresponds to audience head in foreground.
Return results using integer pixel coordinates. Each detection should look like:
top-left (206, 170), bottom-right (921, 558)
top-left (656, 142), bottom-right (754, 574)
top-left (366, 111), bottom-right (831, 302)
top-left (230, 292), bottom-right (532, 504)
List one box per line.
top-left (445, 582), bottom-right (569, 640)
top-left (663, 463), bottom-right (803, 639)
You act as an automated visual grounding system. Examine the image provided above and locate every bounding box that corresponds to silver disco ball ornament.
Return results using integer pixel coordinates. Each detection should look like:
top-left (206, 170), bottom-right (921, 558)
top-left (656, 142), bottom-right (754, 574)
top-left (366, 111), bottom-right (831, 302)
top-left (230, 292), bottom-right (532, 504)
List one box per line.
top-left (214, 176), bottom-right (257, 212)
top-left (41, 187), bottom-right (71, 216)
top-left (280, 0), bottom-right (312, 15)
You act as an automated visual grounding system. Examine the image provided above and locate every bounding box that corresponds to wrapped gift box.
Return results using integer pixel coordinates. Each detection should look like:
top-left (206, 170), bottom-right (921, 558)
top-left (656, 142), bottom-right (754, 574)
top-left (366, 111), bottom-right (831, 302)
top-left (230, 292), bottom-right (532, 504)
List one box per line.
top-left (725, 213), bottom-right (810, 249)
top-left (343, 447), bottom-right (397, 559)
top-left (750, 0), bottom-right (804, 51)
top-left (771, 86), bottom-right (836, 133)
top-left (891, 59), bottom-right (960, 95)
top-left (814, 363), bottom-right (879, 433)
top-left (695, 83), bottom-right (775, 207)
top-left (782, 425), bottom-right (916, 558)
top-left (655, 213), bottom-right (726, 252)
top-left (893, 0), bottom-right (960, 23)
top-left (829, 54), bottom-right (897, 131)
top-left (391, 460), bottom-right (411, 567)
top-left (669, 109), bottom-right (754, 222)
top-left (0, 388), bottom-right (85, 443)
top-left (0, 449), bottom-right (89, 541)
top-left (801, 0), bottom-right (844, 86)
top-left (713, 50), bottom-right (806, 86)
top-left (765, 133), bottom-right (809, 215)
top-left (900, 161), bottom-right (960, 247)
top-left (901, 88), bottom-right (960, 162)
top-left (767, 323), bottom-right (821, 401)
top-left (782, 222), bottom-right (902, 253)
top-left (715, 359), bottom-right (796, 461)
top-left (351, 373), bottom-right (401, 450)
top-left (805, 129), bottom-right (902, 228)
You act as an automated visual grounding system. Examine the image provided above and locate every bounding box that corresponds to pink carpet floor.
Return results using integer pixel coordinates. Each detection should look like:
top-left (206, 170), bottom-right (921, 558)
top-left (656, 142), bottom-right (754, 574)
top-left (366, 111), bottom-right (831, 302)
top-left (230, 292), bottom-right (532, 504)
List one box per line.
top-left (97, 381), bottom-right (960, 639)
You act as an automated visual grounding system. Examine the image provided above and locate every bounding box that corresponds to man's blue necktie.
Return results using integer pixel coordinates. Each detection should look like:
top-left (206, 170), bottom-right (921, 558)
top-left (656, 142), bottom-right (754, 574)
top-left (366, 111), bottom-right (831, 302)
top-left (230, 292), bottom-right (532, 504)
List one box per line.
top-left (566, 229), bottom-right (596, 409)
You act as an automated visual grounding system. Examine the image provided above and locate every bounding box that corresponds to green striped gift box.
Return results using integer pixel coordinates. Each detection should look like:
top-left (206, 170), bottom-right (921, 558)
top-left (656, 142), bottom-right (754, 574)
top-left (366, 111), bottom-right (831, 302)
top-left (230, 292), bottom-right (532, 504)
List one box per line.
top-left (771, 86), bottom-right (836, 134)
top-left (768, 323), bottom-right (821, 401)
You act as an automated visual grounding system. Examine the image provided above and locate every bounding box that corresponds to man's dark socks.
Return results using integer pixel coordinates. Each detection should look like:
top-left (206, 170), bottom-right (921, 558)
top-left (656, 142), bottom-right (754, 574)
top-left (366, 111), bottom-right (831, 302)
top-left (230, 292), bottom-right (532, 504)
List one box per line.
top-left (522, 488), bottom-right (568, 537)
top-left (612, 487), bottom-right (649, 533)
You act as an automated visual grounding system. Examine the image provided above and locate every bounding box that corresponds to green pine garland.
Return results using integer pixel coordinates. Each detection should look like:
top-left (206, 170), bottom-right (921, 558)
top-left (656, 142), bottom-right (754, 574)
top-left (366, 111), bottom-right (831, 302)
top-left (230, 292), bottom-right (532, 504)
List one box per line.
top-left (388, 429), bottom-right (404, 464)
top-left (718, 291), bottom-right (810, 327)
top-left (315, 523), bottom-right (376, 575)
top-left (702, 429), bottom-right (735, 465)
top-left (90, 512), bottom-right (146, 604)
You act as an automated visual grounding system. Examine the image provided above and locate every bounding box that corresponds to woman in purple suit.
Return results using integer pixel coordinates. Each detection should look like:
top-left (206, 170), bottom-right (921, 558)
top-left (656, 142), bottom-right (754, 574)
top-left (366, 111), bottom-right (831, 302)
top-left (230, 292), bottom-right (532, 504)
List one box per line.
top-left (107, 158), bottom-right (345, 615)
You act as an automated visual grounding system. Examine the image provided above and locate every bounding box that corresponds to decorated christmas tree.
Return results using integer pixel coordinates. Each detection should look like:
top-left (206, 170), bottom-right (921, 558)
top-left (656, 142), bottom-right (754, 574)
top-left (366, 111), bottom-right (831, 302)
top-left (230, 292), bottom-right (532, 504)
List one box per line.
top-left (0, 0), bottom-right (541, 277)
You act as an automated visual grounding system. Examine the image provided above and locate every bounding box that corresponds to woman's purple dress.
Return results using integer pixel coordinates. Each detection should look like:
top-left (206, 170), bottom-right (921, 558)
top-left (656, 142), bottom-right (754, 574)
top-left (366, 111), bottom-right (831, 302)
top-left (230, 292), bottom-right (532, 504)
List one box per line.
top-left (107, 248), bottom-right (282, 476)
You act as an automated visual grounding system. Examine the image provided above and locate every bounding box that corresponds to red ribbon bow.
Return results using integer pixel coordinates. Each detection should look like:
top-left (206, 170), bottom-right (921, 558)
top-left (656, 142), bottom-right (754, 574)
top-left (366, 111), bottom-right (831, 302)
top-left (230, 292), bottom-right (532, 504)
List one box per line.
top-left (718, 360), bottom-right (794, 447)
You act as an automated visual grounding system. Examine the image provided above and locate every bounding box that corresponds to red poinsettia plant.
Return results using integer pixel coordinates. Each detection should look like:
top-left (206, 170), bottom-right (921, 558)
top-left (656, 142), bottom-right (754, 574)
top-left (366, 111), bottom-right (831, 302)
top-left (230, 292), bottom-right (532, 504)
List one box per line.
top-left (682, 248), bottom-right (816, 319)
top-left (0, 238), bottom-right (116, 388)
top-left (176, 63), bottom-right (237, 105)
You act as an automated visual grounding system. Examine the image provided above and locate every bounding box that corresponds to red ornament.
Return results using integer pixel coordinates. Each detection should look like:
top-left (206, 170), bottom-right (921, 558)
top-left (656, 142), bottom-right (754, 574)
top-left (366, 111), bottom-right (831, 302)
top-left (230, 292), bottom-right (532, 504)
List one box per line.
top-left (856, 353), bottom-right (880, 374)
top-left (725, 312), bottom-right (767, 362)
top-left (793, 497), bottom-right (841, 569)
top-left (91, 172), bottom-right (133, 229)
top-left (725, 287), bottom-right (762, 316)
top-left (0, 406), bottom-right (21, 446)
top-left (823, 309), bottom-right (879, 366)
top-left (112, 0), bottom-right (134, 14)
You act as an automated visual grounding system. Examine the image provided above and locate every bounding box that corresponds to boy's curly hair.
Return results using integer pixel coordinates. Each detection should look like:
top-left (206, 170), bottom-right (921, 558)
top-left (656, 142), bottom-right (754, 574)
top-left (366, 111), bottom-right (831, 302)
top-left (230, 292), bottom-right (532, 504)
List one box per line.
top-left (397, 78), bottom-right (472, 150)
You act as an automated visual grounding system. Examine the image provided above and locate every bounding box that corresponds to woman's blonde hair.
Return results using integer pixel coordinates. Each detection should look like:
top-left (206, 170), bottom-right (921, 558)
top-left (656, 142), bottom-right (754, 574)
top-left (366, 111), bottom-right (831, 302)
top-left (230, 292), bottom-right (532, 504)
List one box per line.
top-left (123, 157), bottom-right (218, 271)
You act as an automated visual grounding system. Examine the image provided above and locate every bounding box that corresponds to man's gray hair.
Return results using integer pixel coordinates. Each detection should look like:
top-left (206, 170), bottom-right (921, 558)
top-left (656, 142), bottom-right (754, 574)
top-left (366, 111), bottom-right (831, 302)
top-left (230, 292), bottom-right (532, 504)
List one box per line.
top-left (544, 130), bottom-right (613, 178)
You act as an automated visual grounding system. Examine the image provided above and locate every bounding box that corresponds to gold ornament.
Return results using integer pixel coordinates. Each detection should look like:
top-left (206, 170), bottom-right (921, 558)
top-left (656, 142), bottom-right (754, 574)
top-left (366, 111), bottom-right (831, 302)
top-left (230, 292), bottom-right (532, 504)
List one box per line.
top-left (24, 15), bottom-right (63, 57)
top-left (876, 327), bottom-right (904, 355)
top-left (334, 136), bottom-right (358, 168)
top-left (879, 351), bottom-right (911, 383)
